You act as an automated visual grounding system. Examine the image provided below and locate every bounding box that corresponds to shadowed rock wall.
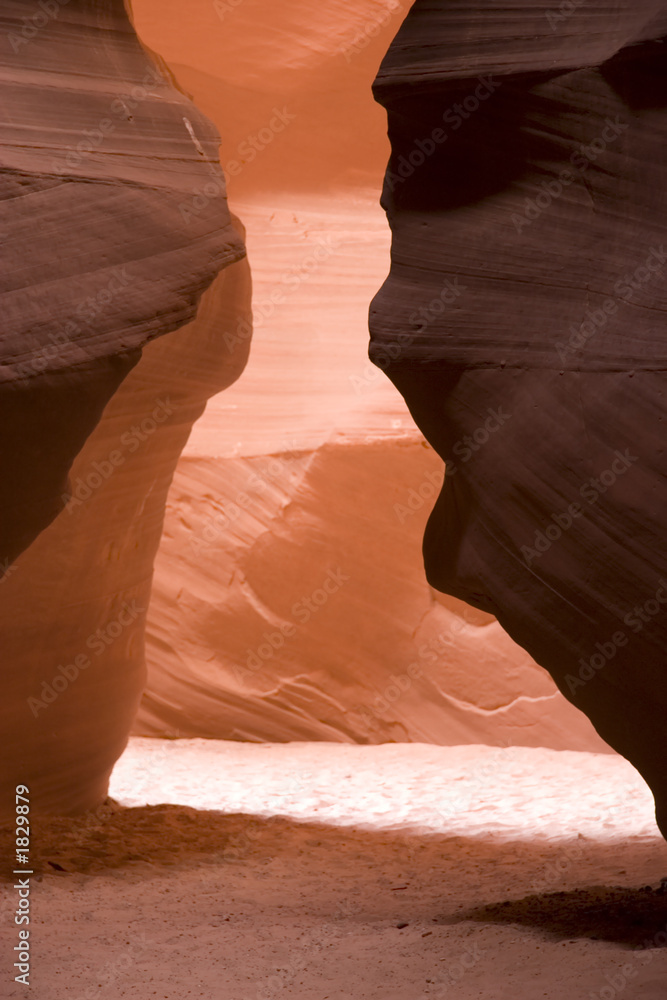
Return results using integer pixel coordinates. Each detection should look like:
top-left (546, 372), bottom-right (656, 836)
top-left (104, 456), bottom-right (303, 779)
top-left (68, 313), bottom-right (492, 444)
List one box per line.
top-left (370, 1), bottom-right (667, 833)
top-left (0, 0), bottom-right (250, 815)
top-left (0, 0), bottom-right (244, 566)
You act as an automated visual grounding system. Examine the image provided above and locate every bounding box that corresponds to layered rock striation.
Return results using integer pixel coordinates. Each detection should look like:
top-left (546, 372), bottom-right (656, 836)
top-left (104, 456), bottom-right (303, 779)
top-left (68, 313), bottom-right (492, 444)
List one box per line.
top-left (0, 0), bottom-right (249, 815)
top-left (370, 2), bottom-right (667, 833)
top-left (0, 0), bottom-right (244, 566)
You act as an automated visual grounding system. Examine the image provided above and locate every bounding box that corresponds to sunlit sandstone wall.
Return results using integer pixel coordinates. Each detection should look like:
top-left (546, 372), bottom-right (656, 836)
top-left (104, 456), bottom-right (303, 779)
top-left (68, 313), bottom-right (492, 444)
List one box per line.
top-left (130, 0), bottom-right (609, 752)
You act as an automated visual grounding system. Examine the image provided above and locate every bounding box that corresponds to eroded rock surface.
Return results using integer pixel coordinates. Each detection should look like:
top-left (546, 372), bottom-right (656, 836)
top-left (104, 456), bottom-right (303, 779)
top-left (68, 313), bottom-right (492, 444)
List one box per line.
top-left (370, 2), bottom-right (667, 833)
top-left (0, 0), bottom-right (244, 566)
top-left (0, 0), bottom-right (249, 815)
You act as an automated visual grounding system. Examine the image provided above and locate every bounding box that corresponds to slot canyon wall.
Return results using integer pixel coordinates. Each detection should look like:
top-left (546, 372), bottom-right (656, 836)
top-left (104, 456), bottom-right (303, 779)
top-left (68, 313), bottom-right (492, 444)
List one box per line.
top-left (0, 0), bottom-right (245, 566)
top-left (0, 0), bottom-right (251, 814)
top-left (369, 2), bottom-right (667, 834)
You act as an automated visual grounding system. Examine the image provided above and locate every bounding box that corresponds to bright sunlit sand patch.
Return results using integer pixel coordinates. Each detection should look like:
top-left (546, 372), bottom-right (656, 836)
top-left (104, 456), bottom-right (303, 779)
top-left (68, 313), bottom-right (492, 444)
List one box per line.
top-left (9, 741), bottom-right (666, 1000)
top-left (110, 738), bottom-right (660, 841)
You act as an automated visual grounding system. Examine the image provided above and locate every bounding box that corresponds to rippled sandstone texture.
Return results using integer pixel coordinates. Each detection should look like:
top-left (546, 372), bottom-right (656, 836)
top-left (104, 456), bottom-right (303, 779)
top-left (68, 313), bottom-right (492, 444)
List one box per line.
top-left (130, 0), bottom-right (607, 754)
top-left (370, 1), bottom-right (667, 835)
top-left (0, 0), bottom-right (249, 815)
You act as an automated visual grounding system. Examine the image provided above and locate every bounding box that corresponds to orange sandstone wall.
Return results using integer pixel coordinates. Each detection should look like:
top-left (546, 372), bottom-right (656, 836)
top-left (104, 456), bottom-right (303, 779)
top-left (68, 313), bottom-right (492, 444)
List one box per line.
top-left (131, 0), bottom-right (610, 752)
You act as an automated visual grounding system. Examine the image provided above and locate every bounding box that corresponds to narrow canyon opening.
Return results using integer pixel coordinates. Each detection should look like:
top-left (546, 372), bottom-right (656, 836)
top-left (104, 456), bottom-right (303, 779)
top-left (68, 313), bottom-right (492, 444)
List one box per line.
top-left (1, 2), bottom-right (666, 998)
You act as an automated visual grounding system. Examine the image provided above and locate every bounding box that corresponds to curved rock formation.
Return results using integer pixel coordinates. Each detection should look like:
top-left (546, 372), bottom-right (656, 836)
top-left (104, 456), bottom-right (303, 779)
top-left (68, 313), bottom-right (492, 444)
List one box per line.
top-left (0, 0), bottom-right (249, 816)
top-left (370, 3), bottom-right (667, 834)
top-left (0, 0), bottom-right (244, 566)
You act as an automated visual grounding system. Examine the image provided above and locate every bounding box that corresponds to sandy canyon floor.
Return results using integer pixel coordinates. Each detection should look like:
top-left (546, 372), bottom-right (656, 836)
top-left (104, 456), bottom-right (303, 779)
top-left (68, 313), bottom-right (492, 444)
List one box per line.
top-left (2, 740), bottom-right (667, 999)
